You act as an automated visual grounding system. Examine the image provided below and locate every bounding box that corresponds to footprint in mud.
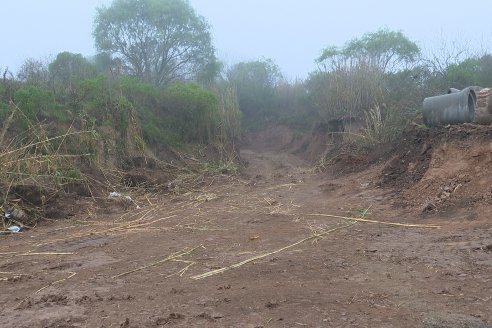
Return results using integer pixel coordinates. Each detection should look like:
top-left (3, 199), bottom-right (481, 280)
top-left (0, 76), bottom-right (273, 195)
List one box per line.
top-left (17, 294), bottom-right (69, 310)
top-left (319, 182), bottom-right (340, 193)
top-left (197, 311), bottom-right (223, 321)
top-left (153, 312), bottom-right (186, 326)
top-left (47, 262), bottom-right (82, 271)
top-left (57, 235), bottom-right (111, 252)
top-left (37, 294), bottom-right (69, 306)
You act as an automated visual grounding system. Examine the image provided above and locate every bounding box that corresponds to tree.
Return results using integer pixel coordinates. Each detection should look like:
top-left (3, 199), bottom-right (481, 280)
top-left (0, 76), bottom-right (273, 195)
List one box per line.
top-left (93, 0), bottom-right (216, 86)
top-left (312, 29), bottom-right (420, 121)
top-left (49, 52), bottom-right (96, 89)
top-left (226, 59), bottom-right (282, 124)
top-left (17, 58), bottom-right (50, 86)
top-left (318, 29), bottom-right (420, 73)
top-left (48, 52), bottom-right (97, 105)
top-left (444, 54), bottom-right (492, 89)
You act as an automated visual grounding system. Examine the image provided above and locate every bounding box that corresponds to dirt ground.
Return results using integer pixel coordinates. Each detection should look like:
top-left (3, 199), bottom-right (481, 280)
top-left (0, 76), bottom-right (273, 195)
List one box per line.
top-left (1, 125), bottom-right (492, 328)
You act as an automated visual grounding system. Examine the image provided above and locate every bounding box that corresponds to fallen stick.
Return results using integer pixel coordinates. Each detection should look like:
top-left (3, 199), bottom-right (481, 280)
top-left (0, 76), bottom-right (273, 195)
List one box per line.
top-left (35, 271), bottom-right (77, 294)
top-left (19, 252), bottom-right (74, 256)
top-left (0, 251), bottom-right (74, 257)
top-left (112, 245), bottom-right (202, 279)
top-left (118, 215), bottom-right (177, 230)
top-left (35, 214), bottom-right (177, 248)
top-left (164, 261), bottom-right (195, 279)
top-left (267, 183), bottom-right (298, 190)
top-left (307, 213), bottom-right (440, 229)
top-left (191, 223), bottom-right (355, 280)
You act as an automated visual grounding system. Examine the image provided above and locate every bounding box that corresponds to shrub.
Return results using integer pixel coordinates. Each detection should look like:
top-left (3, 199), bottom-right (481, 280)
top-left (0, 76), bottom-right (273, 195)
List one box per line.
top-left (14, 86), bottom-right (66, 122)
top-left (163, 82), bottom-right (219, 143)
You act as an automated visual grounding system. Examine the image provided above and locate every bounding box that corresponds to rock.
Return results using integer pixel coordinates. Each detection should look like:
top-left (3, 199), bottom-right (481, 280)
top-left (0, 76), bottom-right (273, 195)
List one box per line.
top-left (12, 208), bottom-right (27, 220)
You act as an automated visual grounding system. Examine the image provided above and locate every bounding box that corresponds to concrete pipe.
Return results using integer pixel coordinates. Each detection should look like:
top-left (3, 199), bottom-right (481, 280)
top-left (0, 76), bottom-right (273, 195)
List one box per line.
top-left (423, 87), bottom-right (476, 126)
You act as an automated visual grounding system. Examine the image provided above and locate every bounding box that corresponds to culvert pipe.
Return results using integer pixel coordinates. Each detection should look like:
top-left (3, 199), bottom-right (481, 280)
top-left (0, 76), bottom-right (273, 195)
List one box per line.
top-left (423, 87), bottom-right (476, 126)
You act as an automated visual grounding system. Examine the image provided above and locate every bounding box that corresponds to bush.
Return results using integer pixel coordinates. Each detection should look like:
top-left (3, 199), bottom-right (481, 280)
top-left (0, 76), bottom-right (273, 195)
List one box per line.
top-left (14, 86), bottom-right (68, 122)
top-left (78, 76), bottom-right (109, 121)
top-left (273, 80), bottom-right (316, 131)
top-left (359, 105), bottom-right (414, 148)
top-left (163, 82), bottom-right (219, 143)
top-left (0, 100), bottom-right (8, 122)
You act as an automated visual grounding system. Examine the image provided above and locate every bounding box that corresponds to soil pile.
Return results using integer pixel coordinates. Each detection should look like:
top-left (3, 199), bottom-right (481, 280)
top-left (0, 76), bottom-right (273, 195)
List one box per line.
top-left (378, 124), bottom-right (492, 213)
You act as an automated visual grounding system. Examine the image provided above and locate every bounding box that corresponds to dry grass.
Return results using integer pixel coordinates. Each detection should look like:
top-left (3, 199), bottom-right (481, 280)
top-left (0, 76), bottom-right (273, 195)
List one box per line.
top-left (0, 102), bottom-right (98, 226)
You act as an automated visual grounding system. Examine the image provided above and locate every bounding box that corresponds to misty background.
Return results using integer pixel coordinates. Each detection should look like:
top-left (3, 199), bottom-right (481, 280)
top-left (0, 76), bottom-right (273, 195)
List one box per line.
top-left (1, 0), bottom-right (490, 79)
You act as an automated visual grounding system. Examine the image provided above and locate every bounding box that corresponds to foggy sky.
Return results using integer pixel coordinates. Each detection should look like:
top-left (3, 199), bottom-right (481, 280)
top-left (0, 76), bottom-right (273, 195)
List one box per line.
top-left (1, 0), bottom-right (491, 79)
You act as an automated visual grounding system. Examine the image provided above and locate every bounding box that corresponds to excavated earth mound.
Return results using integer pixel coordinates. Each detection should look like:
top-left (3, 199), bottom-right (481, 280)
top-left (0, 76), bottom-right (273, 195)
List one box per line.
top-left (378, 124), bottom-right (492, 214)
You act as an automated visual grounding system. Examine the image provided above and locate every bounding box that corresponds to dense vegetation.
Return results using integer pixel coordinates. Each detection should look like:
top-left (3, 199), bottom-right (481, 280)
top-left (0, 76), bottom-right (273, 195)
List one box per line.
top-left (2, 0), bottom-right (492, 191)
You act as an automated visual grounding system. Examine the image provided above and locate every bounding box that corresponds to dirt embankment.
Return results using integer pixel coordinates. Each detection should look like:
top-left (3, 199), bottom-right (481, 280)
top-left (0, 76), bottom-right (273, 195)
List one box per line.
top-left (1, 123), bottom-right (492, 327)
top-left (0, 141), bottom-right (232, 229)
top-left (378, 124), bottom-right (492, 215)
top-left (260, 123), bottom-right (492, 217)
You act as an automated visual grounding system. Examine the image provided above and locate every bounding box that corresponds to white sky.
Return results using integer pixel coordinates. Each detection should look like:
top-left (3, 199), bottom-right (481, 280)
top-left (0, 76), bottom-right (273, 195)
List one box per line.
top-left (1, 0), bottom-right (491, 79)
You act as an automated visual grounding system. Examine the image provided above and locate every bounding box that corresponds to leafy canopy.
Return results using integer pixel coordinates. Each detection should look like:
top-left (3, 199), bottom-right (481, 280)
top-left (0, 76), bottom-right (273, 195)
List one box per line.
top-left (93, 0), bottom-right (217, 85)
top-left (227, 59), bottom-right (282, 120)
top-left (49, 52), bottom-right (96, 86)
top-left (318, 29), bottom-right (420, 72)
top-left (446, 54), bottom-right (492, 89)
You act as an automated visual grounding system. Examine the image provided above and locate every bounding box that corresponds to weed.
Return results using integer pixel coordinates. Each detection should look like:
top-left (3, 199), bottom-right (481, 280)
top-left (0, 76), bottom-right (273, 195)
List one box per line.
top-left (358, 207), bottom-right (372, 218)
top-left (204, 161), bottom-right (239, 175)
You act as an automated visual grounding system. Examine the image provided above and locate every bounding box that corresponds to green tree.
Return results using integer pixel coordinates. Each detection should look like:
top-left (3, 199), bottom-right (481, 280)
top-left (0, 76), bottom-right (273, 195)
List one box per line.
top-left (226, 59), bottom-right (282, 126)
top-left (444, 54), bottom-right (492, 89)
top-left (93, 0), bottom-right (216, 86)
top-left (318, 29), bottom-right (420, 73)
top-left (313, 29), bottom-right (420, 121)
top-left (91, 52), bottom-right (122, 77)
top-left (49, 52), bottom-right (97, 104)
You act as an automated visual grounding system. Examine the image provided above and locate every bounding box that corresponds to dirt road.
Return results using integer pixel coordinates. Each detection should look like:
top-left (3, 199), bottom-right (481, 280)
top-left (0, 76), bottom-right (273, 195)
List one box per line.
top-left (1, 146), bottom-right (491, 327)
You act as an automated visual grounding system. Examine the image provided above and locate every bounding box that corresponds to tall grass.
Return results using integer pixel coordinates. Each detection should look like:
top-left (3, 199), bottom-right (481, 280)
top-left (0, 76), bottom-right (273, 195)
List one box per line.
top-left (214, 83), bottom-right (241, 156)
top-left (360, 104), bottom-right (412, 148)
top-left (0, 101), bottom-right (96, 197)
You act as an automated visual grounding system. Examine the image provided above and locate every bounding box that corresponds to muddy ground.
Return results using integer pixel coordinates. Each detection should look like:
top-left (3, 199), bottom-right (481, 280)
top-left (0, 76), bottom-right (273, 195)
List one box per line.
top-left (1, 125), bottom-right (492, 328)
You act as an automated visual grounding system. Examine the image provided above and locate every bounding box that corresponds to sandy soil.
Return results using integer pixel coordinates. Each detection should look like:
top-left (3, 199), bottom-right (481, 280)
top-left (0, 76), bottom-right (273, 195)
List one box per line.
top-left (1, 132), bottom-right (492, 328)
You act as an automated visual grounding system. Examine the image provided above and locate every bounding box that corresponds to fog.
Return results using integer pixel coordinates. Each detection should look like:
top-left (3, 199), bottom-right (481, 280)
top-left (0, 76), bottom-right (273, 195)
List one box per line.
top-left (1, 0), bottom-right (491, 79)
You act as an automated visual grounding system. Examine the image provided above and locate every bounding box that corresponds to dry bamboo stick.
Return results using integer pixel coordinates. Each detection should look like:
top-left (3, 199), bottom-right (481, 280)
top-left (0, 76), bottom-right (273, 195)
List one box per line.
top-left (0, 251), bottom-right (74, 257)
top-left (0, 131), bottom-right (93, 158)
top-left (120, 215), bottom-right (177, 230)
top-left (307, 213), bottom-right (440, 228)
top-left (164, 261), bottom-right (196, 279)
top-left (266, 183), bottom-right (298, 190)
top-left (191, 223), bottom-right (355, 280)
top-left (35, 214), bottom-right (177, 247)
top-left (35, 271), bottom-right (77, 294)
top-left (112, 245), bottom-right (202, 279)
top-left (18, 252), bottom-right (74, 256)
